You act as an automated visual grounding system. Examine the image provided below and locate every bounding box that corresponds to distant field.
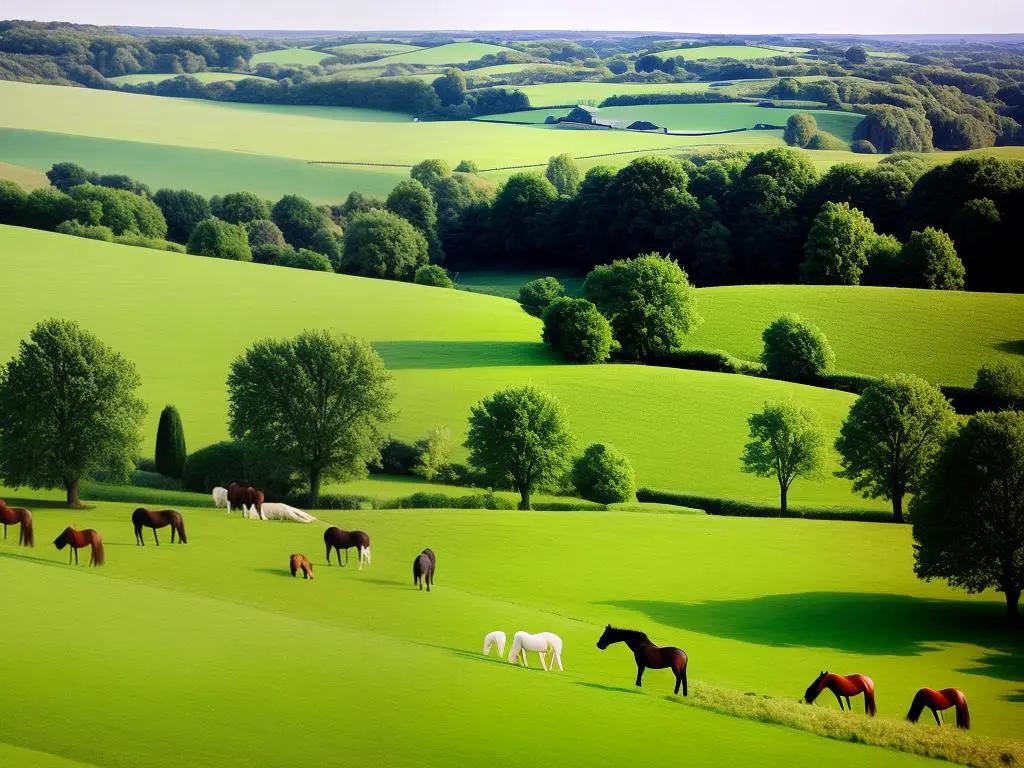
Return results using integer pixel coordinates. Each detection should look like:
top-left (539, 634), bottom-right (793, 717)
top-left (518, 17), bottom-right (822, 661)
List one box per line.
top-left (107, 72), bottom-right (273, 85)
top-left (0, 160), bottom-right (49, 189)
top-left (465, 63), bottom-right (554, 77)
top-left (350, 42), bottom-right (515, 67)
top-left (250, 47), bottom-right (333, 66)
top-left (327, 42), bottom-right (423, 57)
top-left (867, 51), bottom-right (910, 59)
top-left (654, 45), bottom-right (797, 61)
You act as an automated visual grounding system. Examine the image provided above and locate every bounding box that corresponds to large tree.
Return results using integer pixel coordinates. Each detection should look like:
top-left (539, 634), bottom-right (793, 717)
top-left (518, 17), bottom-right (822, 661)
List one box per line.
top-left (271, 194), bottom-right (332, 250)
top-left (801, 201), bottom-right (878, 285)
top-left (900, 228), bottom-right (966, 290)
top-left (155, 404), bottom-right (187, 479)
top-left (545, 153), bottom-right (582, 196)
top-left (227, 330), bottom-right (394, 508)
top-left (542, 297), bottom-right (614, 364)
top-left (187, 217), bottom-right (252, 261)
top-left (835, 374), bottom-right (957, 523)
top-left (741, 401), bottom-right (827, 514)
top-left (432, 68), bottom-right (467, 106)
top-left (340, 209), bottom-right (428, 280)
top-left (911, 411), bottom-right (1024, 623)
top-left (760, 313), bottom-right (835, 381)
top-left (153, 188), bottom-right (211, 243)
top-left (211, 191), bottom-right (271, 225)
top-left (0, 319), bottom-right (146, 507)
top-left (465, 385), bottom-right (574, 510)
top-left (784, 113), bottom-right (818, 148)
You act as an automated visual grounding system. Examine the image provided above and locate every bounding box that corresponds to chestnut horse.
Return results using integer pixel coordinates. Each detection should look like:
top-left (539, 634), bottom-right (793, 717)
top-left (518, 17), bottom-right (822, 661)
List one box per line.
top-left (53, 526), bottom-right (105, 566)
top-left (323, 527), bottom-right (371, 569)
top-left (804, 671), bottom-right (877, 716)
top-left (227, 483), bottom-right (264, 519)
top-left (596, 625), bottom-right (688, 695)
top-left (907, 688), bottom-right (970, 729)
top-left (413, 547), bottom-right (435, 591)
top-left (132, 507), bottom-right (187, 546)
top-left (0, 500), bottom-right (34, 547)
top-left (290, 553), bottom-right (314, 580)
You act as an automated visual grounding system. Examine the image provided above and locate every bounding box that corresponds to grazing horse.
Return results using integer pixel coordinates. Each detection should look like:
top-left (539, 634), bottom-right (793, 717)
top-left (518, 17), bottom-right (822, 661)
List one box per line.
top-left (323, 527), bottom-right (371, 569)
top-left (508, 631), bottom-right (564, 671)
top-left (0, 500), bottom-right (34, 547)
top-left (212, 486), bottom-right (228, 509)
top-left (483, 631), bottom-right (506, 658)
top-left (131, 508), bottom-right (187, 546)
top-left (227, 483), bottom-right (265, 519)
top-left (596, 625), bottom-right (688, 695)
top-left (413, 547), bottom-right (435, 591)
top-left (907, 688), bottom-right (970, 729)
top-left (804, 671), bottom-right (877, 716)
top-left (289, 553), bottom-right (314, 580)
top-left (53, 526), bottom-right (105, 566)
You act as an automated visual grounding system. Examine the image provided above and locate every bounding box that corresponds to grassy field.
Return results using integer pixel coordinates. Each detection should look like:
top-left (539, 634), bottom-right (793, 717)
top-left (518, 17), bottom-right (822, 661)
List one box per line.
top-left (106, 72), bottom-right (274, 85)
top-left (350, 42), bottom-right (516, 67)
top-left (0, 491), bottom-right (1019, 767)
top-left (249, 47), bottom-right (334, 66)
top-left (0, 159), bottom-right (49, 189)
top-left (654, 45), bottom-right (799, 60)
top-left (327, 42), bottom-right (423, 57)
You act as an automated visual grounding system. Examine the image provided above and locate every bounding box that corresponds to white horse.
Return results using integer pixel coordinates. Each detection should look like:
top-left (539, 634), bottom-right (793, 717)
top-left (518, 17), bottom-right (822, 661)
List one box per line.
top-left (483, 631), bottom-right (506, 658)
top-left (508, 631), bottom-right (564, 671)
top-left (258, 503), bottom-right (316, 523)
top-left (212, 486), bottom-right (228, 510)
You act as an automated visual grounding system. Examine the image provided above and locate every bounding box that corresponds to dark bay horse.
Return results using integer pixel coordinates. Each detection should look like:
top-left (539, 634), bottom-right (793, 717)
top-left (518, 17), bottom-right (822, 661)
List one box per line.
top-left (0, 500), bottom-right (34, 547)
top-left (227, 483), bottom-right (264, 519)
top-left (804, 671), bottom-right (877, 716)
top-left (596, 625), bottom-right (688, 695)
top-left (53, 526), bottom-right (105, 566)
top-left (132, 508), bottom-right (187, 546)
top-left (413, 547), bottom-right (435, 591)
top-left (907, 687), bottom-right (970, 729)
top-left (290, 553), bottom-right (314, 580)
top-left (323, 527), bottom-right (371, 569)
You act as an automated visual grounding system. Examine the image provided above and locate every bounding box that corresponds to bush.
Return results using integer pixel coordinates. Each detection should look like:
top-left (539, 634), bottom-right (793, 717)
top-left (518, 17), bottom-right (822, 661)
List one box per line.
top-left (761, 313), bottom-right (835, 381)
top-left (900, 228), bottom-right (965, 290)
top-left (275, 248), bottom-right (333, 272)
top-left (414, 264), bottom-right (454, 288)
top-left (643, 348), bottom-right (764, 375)
top-left (187, 217), bottom-right (252, 261)
top-left (154, 405), bottom-right (187, 478)
top-left (251, 243), bottom-right (291, 264)
top-left (542, 297), bottom-right (614, 364)
top-left (805, 131), bottom-right (847, 151)
top-left (518, 276), bottom-right (566, 318)
top-left (372, 438), bottom-right (421, 475)
top-left (153, 189), bottom-right (211, 243)
top-left (211, 191), bottom-right (270, 225)
top-left (181, 440), bottom-right (246, 493)
top-left (295, 493), bottom-right (376, 510)
top-left (383, 491), bottom-right (517, 510)
top-left (22, 187), bottom-right (80, 230)
top-left (454, 160), bottom-right (479, 174)
top-left (851, 139), bottom-right (877, 154)
top-left (0, 179), bottom-right (27, 225)
top-left (636, 489), bottom-right (892, 521)
top-left (113, 234), bottom-right (185, 252)
top-left (975, 360), bottom-right (1024, 409)
top-left (55, 219), bottom-right (114, 241)
top-left (783, 113), bottom-right (817, 148)
top-left (572, 443), bottom-right (636, 504)
top-left (435, 461), bottom-right (475, 486)
top-left (340, 209), bottom-right (428, 280)
top-left (67, 184), bottom-right (167, 238)
top-left (245, 218), bottom-right (286, 248)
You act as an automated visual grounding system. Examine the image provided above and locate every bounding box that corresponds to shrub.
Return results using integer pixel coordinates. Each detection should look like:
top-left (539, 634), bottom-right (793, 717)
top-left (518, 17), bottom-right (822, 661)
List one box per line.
top-left (636, 489), bottom-right (891, 521)
top-left (900, 228), bottom-right (965, 290)
top-left (271, 194), bottom-right (331, 249)
top-left (571, 443), bottom-right (636, 504)
top-left (299, 493), bottom-right (376, 510)
top-left (340, 209), bottom-right (428, 280)
top-left (851, 139), bottom-right (877, 154)
top-left (211, 191), bottom-right (271, 224)
top-left (154, 405), bottom-right (187, 479)
top-left (187, 217), bottom-right (252, 261)
top-left (113, 234), bottom-right (185, 252)
top-left (805, 131), bottom-right (847, 151)
top-left (245, 218), bottom-right (286, 248)
top-left (801, 201), bottom-right (877, 285)
top-left (761, 313), bottom-right (835, 381)
top-left (68, 184), bottom-right (167, 238)
top-left (975, 360), bottom-right (1024, 408)
top-left (783, 113), bottom-right (817, 148)
top-left (55, 219), bottom-right (114, 241)
top-left (275, 248), bottom-right (333, 272)
top-left (542, 297), bottom-right (614, 364)
top-left (22, 187), bottom-right (79, 230)
top-left (435, 461), bottom-right (475, 486)
top-left (181, 440), bottom-right (246, 493)
top-left (454, 160), bottom-right (479, 174)
top-left (251, 243), bottom-right (291, 264)
top-left (414, 264), bottom-right (454, 288)
top-left (372, 438), bottom-right (421, 475)
top-left (643, 348), bottom-right (764, 375)
top-left (0, 179), bottom-right (27, 225)
top-left (153, 189), bottom-right (211, 243)
top-left (518, 276), bottom-right (566, 318)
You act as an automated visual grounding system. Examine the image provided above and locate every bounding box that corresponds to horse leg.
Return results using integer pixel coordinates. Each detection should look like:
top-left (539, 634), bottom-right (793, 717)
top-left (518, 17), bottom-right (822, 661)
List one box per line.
top-left (171, 525), bottom-right (176, 544)
top-left (554, 651), bottom-right (563, 672)
top-left (153, 528), bottom-right (160, 546)
top-left (134, 525), bottom-right (141, 546)
top-left (635, 664), bottom-right (645, 688)
top-left (933, 708), bottom-right (942, 727)
top-left (833, 690), bottom-right (845, 710)
top-left (682, 666), bottom-right (688, 696)
top-left (73, 547), bottom-right (78, 565)
top-left (846, 696), bottom-right (852, 710)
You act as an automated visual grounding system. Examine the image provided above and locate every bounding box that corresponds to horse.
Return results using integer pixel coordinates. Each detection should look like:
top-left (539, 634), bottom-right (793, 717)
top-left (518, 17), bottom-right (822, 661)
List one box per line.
top-left (0, 500), bottom-right (34, 547)
top-left (483, 631), bottom-right (506, 658)
top-left (131, 508), bottom-right (187, 546)
top-left (596, 625), bottom-right (687, 695)
top-left (289, 553), bottom-right (314, 580)
top-left (53, 526), bottom-right (105, 566)
top-left (258, 503), bottom-right (316, 523)
top-left (323, 527), bottom-right (371, 569)
top-left (212, 486), bottom-right (228, 509)
top-left (413, 548), bottom-right (435, 591)
top-left (907, 688), bottom-right (970, 729)
top-left (804, 671), bottom-right (877, 716)
top-left (227, 483), bottom-right (264, 519)
top-left (508, 631), bottom-right (564, 671)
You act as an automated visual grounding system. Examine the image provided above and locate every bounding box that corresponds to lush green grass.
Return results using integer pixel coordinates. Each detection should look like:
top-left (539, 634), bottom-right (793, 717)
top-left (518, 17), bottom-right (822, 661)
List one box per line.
top-left (654, 45), bottom-right (799, 61)
top-left (249, 47), bottom-right (334, 66)
top-left (0, 491), bottom-right (1019, 768)
top-left (106, 72), bottom-right (274, 85)
top-left (327, 42), bottom-right (423, 57)
top-left (349, 42), bottom-right (516, 68)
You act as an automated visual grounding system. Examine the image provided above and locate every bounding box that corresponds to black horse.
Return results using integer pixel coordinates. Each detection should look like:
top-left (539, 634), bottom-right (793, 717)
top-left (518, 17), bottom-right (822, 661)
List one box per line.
top-left (323, 527), bottom-right (371, 569)
top-left (413, 548), bottom-right (435, 591)
top-left (596, 625), bottom-right (689, 695)
top-left (132, 508), bottom-right (188, 546)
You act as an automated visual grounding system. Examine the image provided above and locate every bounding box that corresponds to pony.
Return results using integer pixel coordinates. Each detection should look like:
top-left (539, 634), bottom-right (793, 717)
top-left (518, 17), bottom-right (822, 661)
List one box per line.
top-left (413, 548), bottom-right (435, 591)
top-left (289, 553), bottom-right (314, 580)
top-left (212, 486), bottom-right (228, 509)
top-left (483, 631), bottom-right (506, 658)
top-left (907, 688), bottom-right (970, 729)
top-left (258, 503), bottom-right (316, 523)
top-left (804, 671), bottom-right (877, 716)
top-left (0, 500), bottom-right (34, 547)
top-left (132, 508), bottom-right (187, 546)
top-left (323, 527), bottom-right (371, 569)
top-left (596, 625), bottom-right (688, 695)
top-left (227, 483), bottom-right (265, 519)
top-left (53, 526), bottom-right (105, 566)
top-left (508, 631), bottom-right (564, 671)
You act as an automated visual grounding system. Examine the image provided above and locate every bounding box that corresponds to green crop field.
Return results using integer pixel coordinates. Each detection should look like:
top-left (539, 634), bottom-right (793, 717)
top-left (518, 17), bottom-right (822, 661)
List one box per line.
top-left (654, 45), bottom-right (798, 60)
top-left (350, 42), bottom-right (516, 67)
top-left (106, 72), bottom-right (274, 85)
top-left (249, 47), bottom-right (334, 66)
top-left (328, 42), bottom-right (423, 57)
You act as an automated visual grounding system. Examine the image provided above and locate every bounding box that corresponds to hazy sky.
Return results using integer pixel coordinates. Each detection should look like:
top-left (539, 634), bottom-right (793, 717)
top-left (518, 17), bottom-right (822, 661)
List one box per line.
top-left (4, 0), bottom-right (1023, 34)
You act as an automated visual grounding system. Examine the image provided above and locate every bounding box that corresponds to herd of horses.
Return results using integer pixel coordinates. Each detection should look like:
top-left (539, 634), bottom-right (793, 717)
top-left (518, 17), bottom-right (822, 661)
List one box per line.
top-left (0, 495), bottom-right (972, 729)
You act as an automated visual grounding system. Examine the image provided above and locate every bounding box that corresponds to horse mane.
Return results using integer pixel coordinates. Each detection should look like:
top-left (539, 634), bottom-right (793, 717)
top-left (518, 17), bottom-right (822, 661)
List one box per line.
top-left (607, 626), bottom-right (651, 643)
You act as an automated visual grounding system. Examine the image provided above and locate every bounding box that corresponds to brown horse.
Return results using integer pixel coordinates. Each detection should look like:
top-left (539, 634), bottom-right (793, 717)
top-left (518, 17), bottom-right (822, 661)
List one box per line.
top-left (290, 553), bottom-right (314, 580)
top-left (413, 547), bottom-right (435, 591)
top-left (596, 625), bottom-right (689, 695)
top-left (804, 671), bottom-right (877, 716)
top-left (0, 500), bottom-right (34, 547)
top-left (53, 526), bottom-right (105, 566)
top-left (132, 507), bottom-right (187, 546)
top-left (907, 688), bottom-right (970, 729)
top-left (323, 527), bottom-right (371, 569)
top-left (227, 483), bottom-right (265, 519)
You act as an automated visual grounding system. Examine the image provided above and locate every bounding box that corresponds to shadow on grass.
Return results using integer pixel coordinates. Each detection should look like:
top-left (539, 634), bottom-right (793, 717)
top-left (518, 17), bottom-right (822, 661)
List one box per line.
top-left (575, 681), bottom-right (642, 696)
top-left (0, 549), bottom-right (81, 570)
top-left (994, 339), bottom-right (1024, 356)
top-left (371, 340), bottom-right (554, 370)
top-left (355, 576), bottom-right (409, 589)
top-left (252, 567), bottom-right (295, 579)
top-left (0, 495), bottom-right (92, 510)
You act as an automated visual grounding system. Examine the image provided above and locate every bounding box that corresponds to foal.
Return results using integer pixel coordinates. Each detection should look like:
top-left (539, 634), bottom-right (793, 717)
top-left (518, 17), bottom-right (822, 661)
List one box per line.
top-left (289, 554), bottom-right (314, 580)
top-left (413, 547), bottom-right (435, 591)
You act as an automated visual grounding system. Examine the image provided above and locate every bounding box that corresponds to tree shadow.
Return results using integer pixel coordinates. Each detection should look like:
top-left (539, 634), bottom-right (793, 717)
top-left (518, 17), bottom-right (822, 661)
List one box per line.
top-left (994, 340), bottom-right (1024, 356)
top-left (371, 340), bottom-right (555, 370)
top-left (0, 495), bottom-right (91, 510)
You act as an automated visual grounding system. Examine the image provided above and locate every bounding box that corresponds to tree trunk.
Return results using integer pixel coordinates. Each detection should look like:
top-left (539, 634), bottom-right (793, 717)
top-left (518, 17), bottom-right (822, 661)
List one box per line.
top-left (780, 483), bottom-right (788, 515)
top-left (1007, 588), bottom-right (1021, 626)
top-left (65, 476), bottom-right (81, 508)
top-left (309, 467), bottom-right (322, 511)
top-left (518, 485), bottom-right (531, 511)
top-left (892, 492), bottom-right (904, 524)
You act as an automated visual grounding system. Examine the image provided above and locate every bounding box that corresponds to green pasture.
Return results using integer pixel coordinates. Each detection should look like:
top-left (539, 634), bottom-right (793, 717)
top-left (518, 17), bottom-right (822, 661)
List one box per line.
top-left (106, 72), bottom-right (274, 85)
top-left (465, 63), bottom-right (559, 77)
top-left (249, 47), bottom-right (334, 66)
top-left (0, 160), bottom-right (49, 189)
top-left (654, 45), bottom-right (799, 61)
top-left (349, 42), bottom-right (516, 67)
top-left (327, 42), bottom-right (423, 57)
top-left (0, 492), bottom-right (1019, 767)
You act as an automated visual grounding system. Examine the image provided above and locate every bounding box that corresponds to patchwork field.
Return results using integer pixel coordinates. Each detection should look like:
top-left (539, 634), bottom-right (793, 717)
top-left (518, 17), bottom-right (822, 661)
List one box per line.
top-left (249, 47), bottom-right (334, 66)
top-left (349, 42), bottom-right (516, 67)
top-left (328, 42), bottom-right (424, 57)
top-left (0, 159), bottom-right (49, 189)
top-left (106, 72), bottom-right (274, 85)
top-left (654, 44), bottom-right (801, 60)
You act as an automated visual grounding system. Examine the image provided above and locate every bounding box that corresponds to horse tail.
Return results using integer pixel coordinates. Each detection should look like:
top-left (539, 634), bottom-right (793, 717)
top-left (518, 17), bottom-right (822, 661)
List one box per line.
top-left (950, 690), bottom-right (970, 729)
top-left (91, 532), bottom-right (105, 566)
top-left (177, 517), bottom-right (188, 544)
top-left (906, 689), bottom-right (925, 723)
top-left (862, 677), bottom-right (877, 717)
top-left (20, 509), bottom-right (34, 547)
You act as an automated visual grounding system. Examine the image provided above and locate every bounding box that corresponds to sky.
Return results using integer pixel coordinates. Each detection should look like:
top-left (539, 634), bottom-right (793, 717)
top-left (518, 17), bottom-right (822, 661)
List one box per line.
top-left (2, 0), bottom-right (1022, 35)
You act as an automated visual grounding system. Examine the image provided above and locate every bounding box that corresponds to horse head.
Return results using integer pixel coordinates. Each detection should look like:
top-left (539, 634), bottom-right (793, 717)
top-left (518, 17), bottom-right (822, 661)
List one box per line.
top-left (804, 671), bottom-right (828, 704)
top-left (596, 624), bottom-right (613, 650)
top-left (507, 633), bottom-right (523, 663)
top-left (53, 526), bottom-right (71, 550)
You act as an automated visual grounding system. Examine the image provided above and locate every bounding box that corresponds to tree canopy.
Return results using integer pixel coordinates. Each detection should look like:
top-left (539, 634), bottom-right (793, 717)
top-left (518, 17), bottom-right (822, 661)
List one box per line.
top-left (340, 209), bottom-right (429, 280)
top-left (760, 314), bottom-right (835, 380)
top-left (542, 297), bottom-right (614, 364)
top-left (572, 443), bottom-right (636, 504)
top-left (801, 201), bottom-right (878, 285)
top-left (186, 217), bottom-right (252, 261)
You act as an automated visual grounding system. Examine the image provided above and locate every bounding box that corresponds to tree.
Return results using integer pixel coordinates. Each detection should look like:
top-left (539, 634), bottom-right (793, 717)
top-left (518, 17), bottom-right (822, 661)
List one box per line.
top-left (760, 314), bottom-right (835, 381)
top-left (863, 234), bottom-right (903, 286)
top-left (911, 411), bottom-right (1024, 623)
top-left (245, 218), bottom-right (286, 248)
top-left (542, 297), bottom-right (614, 364)
top-left (545, 153), bottom-right (581, 196)
top-left (413, 425), bottom-right (452, 480)
top-left (845, 45), bottom-right (868, 64)
top-left (414, 264), bottom-right (453, 288)
top-left (740, 401), bottom-right (827, 514)
top-left (275, 248), bottom-right (333, 272)
top-left (46, 161), bottom-right (96, 192)
top-left (490, 173), bottom-right (558, 267)
top-left (0, 180), bottom-right (27, 225)
top-left (801, 202), bottom-right (878, 285)
top-left (68, 184), bottom-right (168, 239)
top-left (410, 159), bottom-right (452, 191)
top-left (340, 209), bottom-right (428, 280)
top-left (187, 217), bottom-right (252, 261)
top-left (155, 404), bottom-right (187, 479)
top-left (572, 443), bottom-right (635, 504)
top-left (784, 113), bottom-right (818, 148)
top-left (975, 360), bottom-right (1024, 409)
top-left (153, 188), bottom-right (211, 243)
top-left (584, 253), bottom-right (702, 360)
top-left (900, 228), bottom-right (966, 290)
top-left (212, 191), bottom-right (271, 225)
top-left (271, 194), bottom-right (332, 250)
top-left (432, 68), bottom-right (467, 106)
top-left (22, 188), bottom-right (79, 231)
top-left (0, 319), bottom-right (145, 507)
top-left (835, 374), bottom-right (957, 523)
top-left (227, 330), bottom-right (394, 508)
top-left (386, 178), bottom-right (440, 259)
top-left (518, 276), bottom-right (566, 318)
top-left (454, 159), bottom-right (479, 174)
top-left (465, 385), bottom-right (575, 509)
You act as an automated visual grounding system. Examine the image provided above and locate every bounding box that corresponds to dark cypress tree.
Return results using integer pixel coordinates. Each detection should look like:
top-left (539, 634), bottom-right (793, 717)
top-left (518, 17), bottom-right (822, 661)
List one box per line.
top-left (155, 405), bottom-right (187, 478)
